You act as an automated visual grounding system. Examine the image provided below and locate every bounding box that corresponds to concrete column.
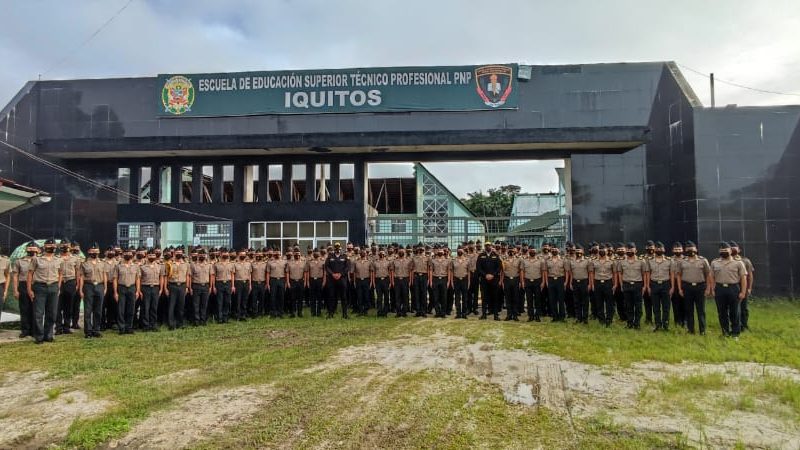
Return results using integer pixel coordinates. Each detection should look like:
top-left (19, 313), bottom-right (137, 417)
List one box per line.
top-left (212, 165), bottom-right (223, 203)
top-left (170, 165), bottom-right (181, 204)
top-left (329, 163), bottom-right (340, 202)
top-left (281, 163), bottom-right (292, 202)
top-left (258, 164), bottom-right (268, 202)
top-left (233, 165), bottom-right (244, 203)
top-left (149, 166), bottom-right (160, 204)
top-left (305, 163), bottom-right (315, 202)
top-left (353, 161), bottom-right (368, 204)
top-left (192, 164), bottom-right (202, 204)
top-left (243, 165), bottom-right (255, 202)
top-left (129, 166), bottom-right (140, 204)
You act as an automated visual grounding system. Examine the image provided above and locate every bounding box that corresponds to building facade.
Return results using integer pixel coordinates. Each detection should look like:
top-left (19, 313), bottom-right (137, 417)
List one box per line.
top-left (0, 62), bottom-right (798, 295)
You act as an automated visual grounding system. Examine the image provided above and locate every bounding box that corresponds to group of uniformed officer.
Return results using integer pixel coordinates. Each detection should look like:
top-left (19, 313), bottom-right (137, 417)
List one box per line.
top-left (5, 237), bottom-right (754, 344)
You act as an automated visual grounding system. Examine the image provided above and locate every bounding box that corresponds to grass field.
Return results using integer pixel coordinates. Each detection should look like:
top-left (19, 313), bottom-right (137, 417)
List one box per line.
top-left (0, 298), bottom-right (798, 449)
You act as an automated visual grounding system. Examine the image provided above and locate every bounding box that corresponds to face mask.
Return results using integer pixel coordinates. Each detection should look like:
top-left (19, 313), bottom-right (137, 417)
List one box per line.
top-left (551, 252), bottom-right (559, 257)
top-left (685, 250), bottom-right (696, 256)
top-left (137, 254), bottom-right (144, 260)
top-left (27, 251), bottom-right (35, 257)
top-left (105, 253), bottom-right (113, 258)
top-left (89, 253), bottom-right (98, 259)
top-left (399, 252), bottom-right (405, 257)
top-left (45, 247), bottom-right (55, 253)
top-left (647, 249), bottom-right (655, 255)
top-left (123, 255), bottom-right (132, 261)
top-left (176, 254), bottom-right (183, 259)
top-left (147, 257), bottom-right (156, 262)
top-left (294, 255), bottom-right (300, 260)
top-left (529, 252), bottom-right (536, 257)
top-left (598, 251), bottom-right (606, 257)
top-left (616, 251), bottom-right (625, 256)
top-left (626, 251), bottom-right (635, 257)
top-left (239, 255), bottom-right (246, 260)
top-left (457, 251), bottom-right (464, 256)
top-left (731, 249), bottom-right (739, 256)
top-left (673, 251), bottom-right (682, 256)
top-left (313, 253), bottom-right (319, 258)
top-left (576, 253), bottom-right (583, 258)
top-left (72, 250), bottom-right (80, 255)
top-left (655, 250), bottom-right (664, 256)
top-left (256, 255), bottom-right (263, 260)
top-left (720, 252), bottom-right (730, 258)
top-left (199, 256), bottom-right (206, 262)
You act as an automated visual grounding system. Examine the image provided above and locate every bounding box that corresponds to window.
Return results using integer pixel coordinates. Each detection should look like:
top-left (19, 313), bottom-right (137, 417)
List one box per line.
top-left (314, 164), bottom-right (330, 201)
top-left (291, 164), bottom-right (306, 202)
top-left (339, 163), bottom-right (354, 201)
top-left (117, 168), bottom-right (131, 204)
top-left (180, 166), bottom-right (192, 203)
top-left (391, 220), bottom-right (407, 233)
top-left (117, 222), bottom-right (156, 248)
top-left (159, 167), bottom-right (171, 203)
top-left (248, 221), bottom-right (348, 250)
top-left (268, 165), bottom-right (282, 202)
top-left (222, 165), bottom-right (234, 202)
top-left (201, 166), bottom-right (213, 203)
top-left (244, 164), bottom-right (258, 202)
top-left (139, 167), bottom-right (151, 203)
top-left (193, 221), bottom-right (232, 248)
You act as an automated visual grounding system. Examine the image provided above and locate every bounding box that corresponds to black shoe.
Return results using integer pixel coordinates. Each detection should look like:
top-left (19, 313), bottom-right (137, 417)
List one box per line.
top-left (19, 333), bottom-right (30, 339)
top-left (535, 316), bottom-right (541, 322)
top-left (512, 317), bottom-right (519, 322)
top-left (84, 334), bottom-right (93, 339)
top-left (44, 336), bottom-right (54, 342)
top-left (126, 329), bottom-right (135, 334)
top-left (55, 330), bottom-right (64, 336)
top-left (72, 323), bottom-right (81, 330)
top-left (493, 315), bottom-right (500, 321)
top-left (653, 326), bottom-right (661, 332)
top-left (504, 316), bottom-right (512, 321)
top-left (92, 332), bottom-right (103, 338)
top-left (239, 317), bottom-right (248, 322)
top-left (479, 314), bottom-right (487, 320)
top-left (35, 339), bottom-right (44, 345)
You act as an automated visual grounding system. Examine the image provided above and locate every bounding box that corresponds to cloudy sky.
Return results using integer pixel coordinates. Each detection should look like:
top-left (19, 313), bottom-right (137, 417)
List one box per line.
top-left (2, 0), bottom-right (799, 196)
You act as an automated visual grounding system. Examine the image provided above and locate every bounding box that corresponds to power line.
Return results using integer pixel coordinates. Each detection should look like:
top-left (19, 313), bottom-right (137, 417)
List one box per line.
top-left (678, 63), bottom-right (800, 98)
top-left (41, 0), bottom-right (136, 77)
top-left (0, 139), bottom-right (232, 222)
top-left (0, 221), bottom-right (35, 241)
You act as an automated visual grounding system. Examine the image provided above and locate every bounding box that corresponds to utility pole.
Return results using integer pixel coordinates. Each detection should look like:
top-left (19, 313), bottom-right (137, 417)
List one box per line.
top-left (710, 73), bottom-right (715, 108)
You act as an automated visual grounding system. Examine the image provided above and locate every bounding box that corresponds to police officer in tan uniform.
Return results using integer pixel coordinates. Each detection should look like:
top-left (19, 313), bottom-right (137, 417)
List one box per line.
top-left (306, 249), bottom-right (326, 317)
top-left (139, 249), bottom-right (164, 330)
top-left (729, 241), bottom-right (754, 331)
top-left (567, 245), bottom-right (593, 324)
top-left (710, 242), bottom-right (747, 339)
top-left (648, 242), bottom-right (672, 331)
top-left (501, 247), bottom-right (523, 321)
top-left (78, 244), bottom-right (106, 338)
top-left (675, 241), bottom-right (711, 335)
top-left (391, 247), bottom-right (413, 318)
top-left (188, 248), bottom-right (212, 326)
top-left (592, 246), bottom-right (616, 327)
top-left (266, 249), bottom-right (288, 318)
top-left (429, 246), bottom-right (451, 318)
top-left (102, 246), bottom-right (118, 330)
top-left (165, 247), bottom-right (190, 330)
top-left (0, 248), bottom-right (9, 326)
top-left (544, 247), bottom-right (568, 322)
top-left (250, 250), bottom-right (268, 317)
top-left (13, 242), bottom-right (38, 338)
top-left (233, 249), bottom-right (252, 321)
top-left (287, 250), bottom-right (308, 318)
top-left (451, 247), bottom-right (471, 319)
top-left (467, 242), bottom-right (480, 315)
top-left (27, 239), bottom-right (62, 344)
top-left (410, 246), bottom-right (431, 317)
top-left (370, 250), bottom-right (389, 317)
top-left (114, 247), bottom-right (141, 335)
top-left (521, 247), bottom-right (545, 322)
top-left (56, 240), bottom-right (78, 335)
top-left (616, 243), bottom-right (649, 330)
top-left (212, 249), bottom-right (235, 323)
top-left (353, 250), bottom-right (374, 316)
top-left (669, 242), bottom-right (686, 328)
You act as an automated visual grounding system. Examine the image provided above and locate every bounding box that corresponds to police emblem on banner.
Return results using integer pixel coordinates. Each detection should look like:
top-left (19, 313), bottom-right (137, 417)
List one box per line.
top-left (162, 75), bottom-right (195, 115)
top-left (474, 65), bottom-right (513, 108)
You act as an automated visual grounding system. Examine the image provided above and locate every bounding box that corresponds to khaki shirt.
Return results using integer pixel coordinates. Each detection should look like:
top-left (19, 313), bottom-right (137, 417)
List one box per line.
top-left (521, 256), bottom-right (544, 280)
top-left (0, 256), bottom-right (9, 280)
top-left (103, 258), bottom-right (118, 278)
top-left (616, 258), bottom-right (649, 283)
top-left (711, 258), bottom-right (746, 285)
top-left (430, 257), bottom-right (451, 278)
top-left (287, 259), bottom-right (308, 280)
top-left (452, 256), bottom-right (470, 279)
top-left (114, 262), bottom-right (140, 287)
top-left (545, 257), bottom-right (568, 278)
top-left (213, 261), bottom-right (234, 282)
top-left (251, 260), bottom-right (268, 282)
top-left (30, 255), bottom-right (62, 284)
top-left (233, 260), bottom-right (252, 281)
top-left (502, 256), bottom-right (522, 278)
top-left (59, 255), bottom-right (80, 280)
top-left (79, 259), bottom-right (106, 284)
top-left (373, 259), bottom-right (392, 278)
top-left (189, 262), bottom-right (212, 284)
top-left (569, 258), bottom-right (593, 280)
top-left (353, 258), bottom-right (374, 280)
top-left (467, 252), bottom-right (478, 272)
top-left (737, 256), bottom-right (754, 275)
top-left (670, 257), bottom-right (684, 278)
top-left (267, 259), bottom-right (287, 278)
top-left (592, 259), bottom-right (615, 281)
top-left (648, 257), bottom-right (672, 282)
top-left (307, 258), bottom-right (325, 279)
top-left (140, 262), bottom-right (164, 286)
top-left (13, 256), bottom-right (33, 279)
top-left (677, 257), bottom-right (710, 284)
top-left (167, 260), bottom-right (189, 283)
top-left (391, 257), bottom-right (412, 278)
top-left (411, 255), bottom-right (430, 275)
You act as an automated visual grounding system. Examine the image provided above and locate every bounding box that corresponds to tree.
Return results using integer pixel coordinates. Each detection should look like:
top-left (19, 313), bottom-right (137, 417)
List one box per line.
top-left (461, 185), bottom-right (521, 217)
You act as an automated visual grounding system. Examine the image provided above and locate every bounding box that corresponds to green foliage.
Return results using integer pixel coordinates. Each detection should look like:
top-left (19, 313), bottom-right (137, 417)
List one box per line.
top-left (461, 184), bottom-right (522, 217)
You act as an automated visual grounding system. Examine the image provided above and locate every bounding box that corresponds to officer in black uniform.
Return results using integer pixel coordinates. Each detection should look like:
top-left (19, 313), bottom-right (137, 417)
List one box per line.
top-left (477, 242), bottom-right (502, 320)
top-left (325, 242), bottom-right (349, 318)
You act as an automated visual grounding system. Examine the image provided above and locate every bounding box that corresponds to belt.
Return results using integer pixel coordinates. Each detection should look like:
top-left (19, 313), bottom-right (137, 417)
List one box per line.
top-left (652, 280), bottom-right (667, 284)
top-left (377, 277), bottom-right (387, 280)
top-left (597, 279), bottom-right (608, 283)
top-left (34, 281), bottom-right (58, 286)
top-left (435, 276), bottom-right (447, 279)
top-left (415, 272), bottom-right (427, 276)
top-left (63, 278), bottom-right (76, 282)
top-left (550, 276), bottom-right (563, 280)
top-left (144, 283), bottom-right (159, 287)
top-left (169, 282), bottom-right (185, 286)
top-left (84, 281), bottom-right (102, 286)
top-left (357, 277), bottom-right (370, 281)
top-left (685, 281), bottom-right (704, 286)
top-left (717, 283), bottom-right (732, 287)
top-left (311, 277), bottom-right (322, 280)
top-left (526, 277), bottom-right (541, 281)
top-left (217, 280), bottom-right (230, 283)
top-left (455, 276), bottom-right (466, 280)
top-left (191, 282), bottom-right (209, 286)
top-left (290, 278), bottom-right (303, 282)
top-left (573, 279), bottom-right (586, 282)
top-left (120, 284), bottom-right (135, 288)
top-left (626, 281), bottom-right (642, 285)
top-left (269, 277), bottom-right (283, 280)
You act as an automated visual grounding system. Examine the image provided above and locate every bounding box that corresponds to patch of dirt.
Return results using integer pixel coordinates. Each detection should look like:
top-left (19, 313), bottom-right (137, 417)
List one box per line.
top-left (0, 330), bottom-right (21, 345)
top-left (109, 384), bottom-right (274, 449)
top-left (0, 371), bottom-right (113, 448)
top-left (306, 333), bottom-right (800, 450)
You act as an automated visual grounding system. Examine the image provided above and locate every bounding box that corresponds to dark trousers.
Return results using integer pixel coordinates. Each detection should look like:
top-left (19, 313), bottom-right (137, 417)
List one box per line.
top-left (58, 279), bottom-right (77, 331)
top-left (269, 278), bottom-right (285, 317)
top-left (547, 277), bottom-right (566, 320)
top-left (504, 277), bottom-right (520, 319)
top-left (289, 280), bottom-right (304, 316)
top-left (572, 279), bottom-right (590, 322)
top-left (326, 275), bottom-right (348, 317)
top-left (82, 282), bottom-right (103, 335)
top-left (308, 278), bottom-right (323, 316)
top-left (523, 279), bottom-right (543, 319)
top-left (355, 278), bottom-right (371, 314)
top-left (672, 289), bottom-right (686, 326)
top-left (614, 287), bottom-right (627, 322)
top-left (17, 281), bottom-right (35, 337)
top-left (480, 277), bottom-right (499, 316)
top-left (117, 285), bottom-right (136, 332)
top-left (215, 281), bottom-right (232, 321)
top-left (453, 277), bottom-right (468, 316)
top-left (32, 282), bottom-right (59, 341)
top-left (564, 283), bottom-right (575, 318)
top-left (251, 282), bottom-right (266, 317)
top-left (375, 277), bottom-right (390, 316)
top-left (102, 281), bottom-right (117, 329)
top-left (589, 283), bottom-right (600, 319)
top-left (141, 285), bottom-right (160, 329)
top-left (650, 281), bottom-right (670, 328)
top-left (622, 281), bottom-right (643, 328)
top-left (740, 295), bottom-right (750, 329)
top-left (394, 278), bottom-right (410, 316)
top-left (683, 282), bottom-right (706, 333)
top-left (233, 281), bottom-right (249, 319)
top-left (191, 283), bottom-right (210, 324)
top-left (643, 289), bottom-right (653, 323)
top-left (431, 276), bottom-right (447, 316)
top-left (412, 274), bottom-right (428, 315)
top-left (167, 283), bottom-right (186, 329)
top-left (469, 272), bottom-right (480, 313)
top-left (715, 284), bottom-right (741, 337)
top-left (595, 280), bottom-right (614, 324)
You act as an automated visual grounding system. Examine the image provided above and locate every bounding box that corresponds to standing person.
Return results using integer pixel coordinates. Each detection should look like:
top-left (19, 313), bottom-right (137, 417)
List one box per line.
top-left (391, 247), bottom-right (412, 318)
top-left (613, 243), bottom-right (628, 323)
top-left (670, 242), bottom-right (686, 328)
top-left (139, 249), bottom-right (164, 331)
top-left (287, 250), bottom-right (308, 318)
top-left (477, 242), bottom-right (502, 321)
top-left (544, 247), bottom-right (568, 322)
top-left (648, 242), bottom-right (672, 332)
top-left (467, 242), bottom-right (480, 315)
top-left (113, 247), bottom-right (140, 335)
top-left (352, 250), bottom-right (374, 316)
top-left (101, 246), bottom-right (118, 330)
top-left (710, 242), bottom-right (747, 339)
top-left (0, 248), bottom-right (9, 325)
top-left (642, 240), bottom-right (657, 325)
top-left (306, 249), bottom-right (325, 317)
top-left (324, 242), bottom-right (349, 318)
top-left (26, 239), bottom-right (62, 344)
top-left (212, 249), bottom-right (234, 323)
top-left (68, 242), bottom-right (84, 329)
top-left (521, 247), bottom-right (544, 322)
top-left (250, 250), bottom-right (268, 318)
top-left (592, 246), bottom-right (616, 327)
top-left (232, 249), bottom-right (252, 321)
top-left (373, 250), bottom-right (392, 317)
top-left (675, 241), bottom-right (711, 335)
top-left (616, 243), bottom-right (649, 330)
top-left (13, 242), bottom-right (38, 338)
top-left (451, 247), bottom-right (470, 319)
top-left (429, 246), bottom-right (451, 318)
top-left (411, 246), bottom-right (431, 317)
top-left (501, 247), bottom-right (522, 321)
top-left (729, 241), bottom-right (754, 331)
top-left (568, 245), bottom-right (593, 325)
top-left (165, 248), bottom-right (189, 330)
top-left (77, 244), bottom-right (105, 338)
top-left (56, 240), bottom-right (77, 335)
top-left (267, 248), bottom-right (289, 318)
top-left (188, 248), bottom-right (213, 326)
